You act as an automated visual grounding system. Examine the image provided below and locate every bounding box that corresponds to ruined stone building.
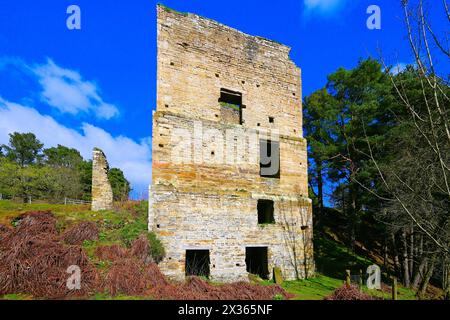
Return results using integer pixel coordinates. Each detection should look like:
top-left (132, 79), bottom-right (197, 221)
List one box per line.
top-left (91, 148), bottom-right (113, 212)
top-left (149, 5), bottom-right (314, 282)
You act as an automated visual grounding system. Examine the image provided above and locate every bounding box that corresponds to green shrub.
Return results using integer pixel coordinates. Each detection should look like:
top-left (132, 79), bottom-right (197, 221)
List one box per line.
top-left (273, 294), bottom-right (284, 300)
top-left (119, 201), bottom-right (165, 262)
top-left (147, 232), bottom-right (165, 263)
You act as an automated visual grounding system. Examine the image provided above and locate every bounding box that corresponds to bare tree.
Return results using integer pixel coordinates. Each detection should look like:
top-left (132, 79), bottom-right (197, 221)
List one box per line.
top-left (356, 0), bottom-right (449, 297)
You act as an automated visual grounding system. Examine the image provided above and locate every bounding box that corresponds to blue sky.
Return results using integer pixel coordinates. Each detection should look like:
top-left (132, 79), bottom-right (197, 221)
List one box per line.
top-left (0, 0), bottom-right (447, 198)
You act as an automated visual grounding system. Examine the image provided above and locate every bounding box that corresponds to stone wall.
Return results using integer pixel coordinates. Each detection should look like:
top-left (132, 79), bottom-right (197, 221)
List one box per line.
top-left (150, 5), bottom-right (314, 282)
top-left (91, 148), bottom-right (113, 211)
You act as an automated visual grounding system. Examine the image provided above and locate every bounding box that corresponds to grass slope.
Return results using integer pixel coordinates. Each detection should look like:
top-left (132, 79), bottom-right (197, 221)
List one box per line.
top-left (0, 200), bottom-right (164, 299)
top-left (0, 200), bottom-right (417, 300)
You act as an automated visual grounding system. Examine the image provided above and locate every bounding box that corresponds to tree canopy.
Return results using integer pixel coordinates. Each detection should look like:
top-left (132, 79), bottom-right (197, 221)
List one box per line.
top-left (0, 133), bottom-right (131, 202)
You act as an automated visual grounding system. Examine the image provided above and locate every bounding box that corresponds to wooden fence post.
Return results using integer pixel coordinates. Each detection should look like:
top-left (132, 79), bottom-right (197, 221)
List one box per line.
top-left (345, 269), bottom-right (351, 287)
top-left (359, 269), bottom-right (363, 291)
top-left (392, 277), bottom-right (398, 300)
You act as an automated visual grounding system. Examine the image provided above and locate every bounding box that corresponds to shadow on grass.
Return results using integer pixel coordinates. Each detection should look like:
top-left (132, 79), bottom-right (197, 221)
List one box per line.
top-left (314, 231), bottom-right (373, 279)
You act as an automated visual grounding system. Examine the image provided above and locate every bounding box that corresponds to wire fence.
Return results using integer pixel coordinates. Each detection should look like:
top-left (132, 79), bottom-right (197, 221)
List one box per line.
top-left (0, 194), bottom-right (91, 205)
top-left (63, 197), bottom-right (91, 205)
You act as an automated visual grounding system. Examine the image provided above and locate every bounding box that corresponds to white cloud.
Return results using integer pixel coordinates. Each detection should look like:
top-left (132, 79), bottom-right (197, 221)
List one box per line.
top-left (32, 59), bottom-right (119, 119)
top-left (0, 57), bottom-right (119, 120)
top-left (382, 62), bottom-right (411, 76)
top-left (0, 97), bottom-right (151, 194)
top-left (303, 0), bottom-right (347, 16)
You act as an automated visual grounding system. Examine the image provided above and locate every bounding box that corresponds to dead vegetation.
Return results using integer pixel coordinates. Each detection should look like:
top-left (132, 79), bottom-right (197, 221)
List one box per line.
top-left (130, 234), bottom-right (152, 263)
top-left (62, 221), bottom-right (99, 245)
top-left (95, 244), bottom-right (129, 262)
top-left (104, 259), bottom-right (148, 296)
top-left (150, 277), bottom-right (293, 300)
top-left (324, 284), bottom-right (373, 300)
top-left (95, 239), bottom-right (291, 299)
top-left (0, 211), bottom-right (99, 298)
top-left (0, 224), bottom-right (10, 242)
top-left (0, 210), bottom-right (292, 300)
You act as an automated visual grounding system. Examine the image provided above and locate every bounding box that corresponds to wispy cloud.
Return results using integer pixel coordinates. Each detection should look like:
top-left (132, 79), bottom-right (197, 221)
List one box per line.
top-left (0, 56), bottom-right (24, 70)
top-left (0, 97), bottom-right (151, 194)
top-left (32, 59), bottom-right (119, 119)
top-left (0, 57), bottom-right (119, 120)
top-left (382, 62), bottom-right (412, 76)
top-left (303, 0), bottom-right (347, 17)
top-left (390, 62), bottom-right (408, 75)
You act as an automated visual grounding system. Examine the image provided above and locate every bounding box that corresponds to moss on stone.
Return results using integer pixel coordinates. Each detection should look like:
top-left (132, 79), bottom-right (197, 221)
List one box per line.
top-left (158, 3), bottom-right (189, 16)
top-left (273, 266), bottom-right (284, 285)
top-left (219, 101), bottom-right (240, 111)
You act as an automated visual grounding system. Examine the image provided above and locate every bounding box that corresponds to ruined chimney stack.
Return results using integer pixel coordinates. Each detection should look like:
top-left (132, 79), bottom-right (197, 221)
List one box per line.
top-left (91, 148), bottom-right (113, 211)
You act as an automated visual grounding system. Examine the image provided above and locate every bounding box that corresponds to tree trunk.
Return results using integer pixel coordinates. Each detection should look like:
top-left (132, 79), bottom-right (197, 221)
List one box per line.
top-left (383, 233), bottom-right (388, 270)
top-left (418, 255), bottom-right (436, 299)
top-left (402, 229), bottom-right (411, 287)
top-left (409, 225), bottom-right (414, 281)
top-left (412, 255), bottom-right (428, 289)
top-left (349, 183), bottom-right (357, 251)
top-left (317, 160), bottom-right (324, 218)
top-left (443, 255), bottom-right (449, 300)
top-left (391, 233), bottom-right (400, 278)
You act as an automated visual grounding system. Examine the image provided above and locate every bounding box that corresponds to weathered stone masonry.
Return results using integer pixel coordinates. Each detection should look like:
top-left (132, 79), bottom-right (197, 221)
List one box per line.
top-left (149, 5), bottom-right (314, 282)
top-left (91, 148), bottom-right (113, 212)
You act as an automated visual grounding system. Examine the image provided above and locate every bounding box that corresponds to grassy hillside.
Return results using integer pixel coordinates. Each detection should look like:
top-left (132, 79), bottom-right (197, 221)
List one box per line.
top-left (0, 200), bottom-right (420, 300)
top-left (0, 200), bottom-right (163, 257)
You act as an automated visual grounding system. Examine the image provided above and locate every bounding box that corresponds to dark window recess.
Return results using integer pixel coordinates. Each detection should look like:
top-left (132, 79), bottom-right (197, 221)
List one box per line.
top-left (246, 247), bottom-right (269, 279)
top-left (219, 88), bottom-right (243, 125)
top-left (269, 117), bottom-right (274, 123)
top-left (219, 88), bottom-right (242, 107)
top-left (185, 250), bottom-right (210, 278)
top-left (258, 200), bottom-right (275, 224)
top-left (301, 225), bottom-right (309, 231)
top-left (260, 140), bottom-right (280, 178)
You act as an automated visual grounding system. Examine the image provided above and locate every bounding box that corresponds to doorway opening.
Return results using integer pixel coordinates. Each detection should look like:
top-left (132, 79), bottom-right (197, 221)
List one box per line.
top-left (245, 247), bottom-right (269, 279)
